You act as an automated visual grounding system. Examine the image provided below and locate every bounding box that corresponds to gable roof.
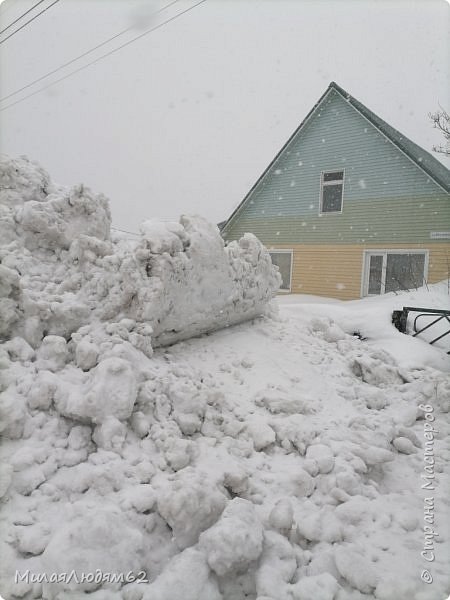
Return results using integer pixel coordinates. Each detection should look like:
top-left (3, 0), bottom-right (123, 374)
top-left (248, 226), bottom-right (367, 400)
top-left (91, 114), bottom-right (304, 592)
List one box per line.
top-left (223, 82), bottom-right (450, 231)
top-left (329, 82), bottom-right (450, 194)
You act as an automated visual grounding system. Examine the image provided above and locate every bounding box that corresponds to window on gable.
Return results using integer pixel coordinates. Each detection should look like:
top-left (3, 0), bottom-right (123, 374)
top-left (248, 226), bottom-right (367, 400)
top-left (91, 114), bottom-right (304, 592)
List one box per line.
top-left (269, 251), bottom-right (292, 292)
top-left (320, 170), bottom-right (344, 213)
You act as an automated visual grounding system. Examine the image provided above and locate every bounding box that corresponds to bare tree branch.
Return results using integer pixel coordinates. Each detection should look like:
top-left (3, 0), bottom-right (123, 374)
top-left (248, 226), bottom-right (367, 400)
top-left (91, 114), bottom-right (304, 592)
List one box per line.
top-left (429, 107), bottom-right (450, 156)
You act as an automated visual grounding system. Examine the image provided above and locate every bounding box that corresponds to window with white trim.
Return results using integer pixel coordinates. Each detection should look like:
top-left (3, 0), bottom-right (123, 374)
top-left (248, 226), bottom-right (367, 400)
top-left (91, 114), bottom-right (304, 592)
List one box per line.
top-left (269, 251), bottom-right (293, 292)
top-left (320, 170), bottom-right (344, 213)
top-left (363, 250), bottom-right (427, 296)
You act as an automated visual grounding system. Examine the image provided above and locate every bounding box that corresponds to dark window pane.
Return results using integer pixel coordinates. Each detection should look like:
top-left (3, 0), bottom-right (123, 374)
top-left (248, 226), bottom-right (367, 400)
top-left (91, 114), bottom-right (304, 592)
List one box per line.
top-left (368, 255), bottom-right (383, 294)
top-left (321, 184), bottom-right (343, 212)
top-left (270, 252), bottom-right (292, 290)
top-left (385, 254), bottom-right (425, 293)
top-left (323, 171), bottom-right (344, 182)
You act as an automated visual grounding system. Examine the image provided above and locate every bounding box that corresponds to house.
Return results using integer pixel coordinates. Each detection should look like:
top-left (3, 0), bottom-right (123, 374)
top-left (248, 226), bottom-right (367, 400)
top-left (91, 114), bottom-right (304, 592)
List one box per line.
top-left (221, 82), bottom-right (450, 299)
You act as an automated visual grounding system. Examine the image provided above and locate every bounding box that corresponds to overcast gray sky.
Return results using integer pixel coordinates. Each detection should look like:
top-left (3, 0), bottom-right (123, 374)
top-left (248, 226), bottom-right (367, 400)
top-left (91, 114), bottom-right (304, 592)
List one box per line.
top-left (0, 0), bottom-right (449, 232)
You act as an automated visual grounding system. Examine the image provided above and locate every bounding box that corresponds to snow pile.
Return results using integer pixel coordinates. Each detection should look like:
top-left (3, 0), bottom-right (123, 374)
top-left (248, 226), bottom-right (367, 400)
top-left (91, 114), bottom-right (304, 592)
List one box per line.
top-left (1, 155), bottom-right (450, 600)
top-left (0, 155), bottom-right (280, 349)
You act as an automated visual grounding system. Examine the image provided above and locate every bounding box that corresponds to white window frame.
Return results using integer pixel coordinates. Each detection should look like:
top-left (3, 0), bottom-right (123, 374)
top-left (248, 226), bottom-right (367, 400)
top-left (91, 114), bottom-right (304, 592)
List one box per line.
top-left (361, 249), bottom-right (429, 297)
top-left (319, 169), bottom-right (345, 215)
top-left (269, 249), bottom-right (294, 293)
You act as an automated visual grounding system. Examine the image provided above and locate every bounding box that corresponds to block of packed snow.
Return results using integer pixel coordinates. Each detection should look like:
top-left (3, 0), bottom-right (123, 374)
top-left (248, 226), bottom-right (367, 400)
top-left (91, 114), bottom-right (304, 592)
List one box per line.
top-left (0, 264), bottom-right (22, 340)
top-left (295, 504), bottom-right (343, 543)
top-left (41, 504), bottom-right (144, 596)
top-left (0, 386), bottom-right (27, 439)
top-left (199, 498), bottom-right (264, 576)
top-left (16, 522), bottom-right (51, 555)
top-left (305, 444), bottom-right (335, 474)
top-left (291, 573), bottom-right (339, 600)
top-left (130, 411), bottom-right (151, 438)
top-left (245, 415), bottom-right (276, 451)
top-left (334, 545), bottom-right (378, 594)
top-left (352, 444), bottom-right (394, 468)
top-left (142, 548), bottom-right (222, 600)
top-left (165, 438), bottom-right (194, 471)
top-left (0, 155), bottom-right (52, 205)
top-left (170, 384), bottom-right (207, 435)
top-left (363, 388), bottom-right (388, 410)
top-left (19, 183), bottom-right (111, 250)
top-left (140, 220), bottom-right (188, 255)
top-left (55, 357), bottom-right (137, 423)
top-left (93, 416), bottom-right (127, 452)
top-left (119, 484), bottom-right (156, 513)
top-left (138, 216), bottom-right (280, 347)
top-left (0, 463), bottom-right (13, 498)
top-left (351, 357), bottom-right (404, 386)
top-left (36, 335), bottom-right (68, 372)
top-left (255, 385), bottom-right (316, 415)
top-left (222, 466), bottom-right (249, 495)
top-left (294, 468), bottom-right (315, 497)
top-left (13, 464), bottom-right (47, 495)
top-left (268, 498), bottom-right (294, 534)
top-left (2, 336), bottom-right (34, 362)
top-left (256, 531), bottom-right (297, 600)
top-left (335, 468), bottom-right (362, 496)
top-left (156, 468), bottom-right (227, 549)
top-left (392, 436), bottom-right (416, 454)
top-left (75, 338), bottom-right (99, 371)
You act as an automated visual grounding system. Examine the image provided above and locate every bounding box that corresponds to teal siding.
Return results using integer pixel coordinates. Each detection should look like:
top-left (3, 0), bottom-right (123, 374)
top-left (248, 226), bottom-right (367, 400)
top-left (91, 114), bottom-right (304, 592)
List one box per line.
top-left (223, 89), bottom-right (450, 244)
top-left (223, 197), bottom-right (450, 245)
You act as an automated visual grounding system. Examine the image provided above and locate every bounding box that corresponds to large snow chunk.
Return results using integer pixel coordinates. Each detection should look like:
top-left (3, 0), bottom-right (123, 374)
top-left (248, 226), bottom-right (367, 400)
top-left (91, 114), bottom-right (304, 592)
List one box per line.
top-left (291, 573), bottom-right (339, 600)
top-left (334, 544), bottom-right (378, 594)
top-left (75, 338), bottom-right (100, 371)
top-left (55, 357), bottom-right (137, 423)
top-left (0, 155), bottom-right (51, 207)
top-left (140, 219), bottom-right (188, 254)
top-left (93, 416), bottom-right (127, 452)
top-left (0, 264), bottom-right (22, 340)
top-left (41, 505), bottom-right (144, 597)
top-left (142, 548), bottom-right (222, 600)
top-left (256, 531), bottom-right (297, 600)
top-left (199, 498), bottom-right (264, 576)
top-left (36, 335), bottom-right (68, 372)
top-left (245, 415), bottom-right (276, 450)
top-left (19, 184), bottom-right (111, 250)
top-left (305, 443), bottom-right (335, 474)
top-left (138, 216), bottom-right (280, 346)
top-left (0, 386), bottom-right (27, 439)
top-left (156, 468), bottom-right (227, 549)
top-left (268, 498), bottom-right (294, 534)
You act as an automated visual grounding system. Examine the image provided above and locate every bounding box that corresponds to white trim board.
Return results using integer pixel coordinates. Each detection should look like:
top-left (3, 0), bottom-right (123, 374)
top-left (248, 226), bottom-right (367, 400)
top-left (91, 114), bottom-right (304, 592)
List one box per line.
top-left (268, 248), bottom-right (294, 293)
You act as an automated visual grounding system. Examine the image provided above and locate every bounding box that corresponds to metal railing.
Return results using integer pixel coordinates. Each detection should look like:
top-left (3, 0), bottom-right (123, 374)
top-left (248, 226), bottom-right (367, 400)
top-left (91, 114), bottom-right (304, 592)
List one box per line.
top-left (392, 306), bottom-right (450, 354)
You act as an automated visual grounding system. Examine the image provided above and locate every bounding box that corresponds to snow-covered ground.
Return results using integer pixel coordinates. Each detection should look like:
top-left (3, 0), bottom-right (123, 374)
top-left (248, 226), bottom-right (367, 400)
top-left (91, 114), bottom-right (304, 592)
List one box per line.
top-left (1, 157), bottom-right (449, 600)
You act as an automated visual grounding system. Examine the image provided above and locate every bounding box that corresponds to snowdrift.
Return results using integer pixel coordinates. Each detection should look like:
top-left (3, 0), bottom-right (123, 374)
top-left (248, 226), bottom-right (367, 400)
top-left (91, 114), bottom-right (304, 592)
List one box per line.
top-left (1, 155), bottom-right (449, 600)
top-left (0, 155), bottom-right (280, 349)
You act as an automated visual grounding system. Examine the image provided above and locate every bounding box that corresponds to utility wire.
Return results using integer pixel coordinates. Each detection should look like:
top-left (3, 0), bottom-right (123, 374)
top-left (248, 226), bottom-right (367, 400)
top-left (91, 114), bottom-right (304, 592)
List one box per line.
top-left (1, 0), bottom-right (181, 103)
top-left (111, 226), bottom-right (140, 236)
top-left (0, 0), bottom-right (47, 36)
top-left (0, 0), bottom-right (207, 112)
top-left (0, 0), bottom-right (60, 45)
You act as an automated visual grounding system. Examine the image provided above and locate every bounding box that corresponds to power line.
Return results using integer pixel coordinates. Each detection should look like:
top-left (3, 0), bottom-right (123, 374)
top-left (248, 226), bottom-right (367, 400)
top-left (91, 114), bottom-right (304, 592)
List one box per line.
top-left (0, 0), bottom-right (60, 45)
top-left (0, 0), bottom-right (181, 103)
top-left (0, 0), bottom-right (47, 36)
top-left (111, 226), bottom-right (140, 236)
top-left (0, 0), bottom-right (207, 112)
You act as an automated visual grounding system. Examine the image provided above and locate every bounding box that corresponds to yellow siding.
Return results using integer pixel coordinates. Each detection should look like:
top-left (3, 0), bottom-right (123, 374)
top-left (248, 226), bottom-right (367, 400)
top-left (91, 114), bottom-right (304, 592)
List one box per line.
top-left (268, 243), bottom-right (450, 300)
